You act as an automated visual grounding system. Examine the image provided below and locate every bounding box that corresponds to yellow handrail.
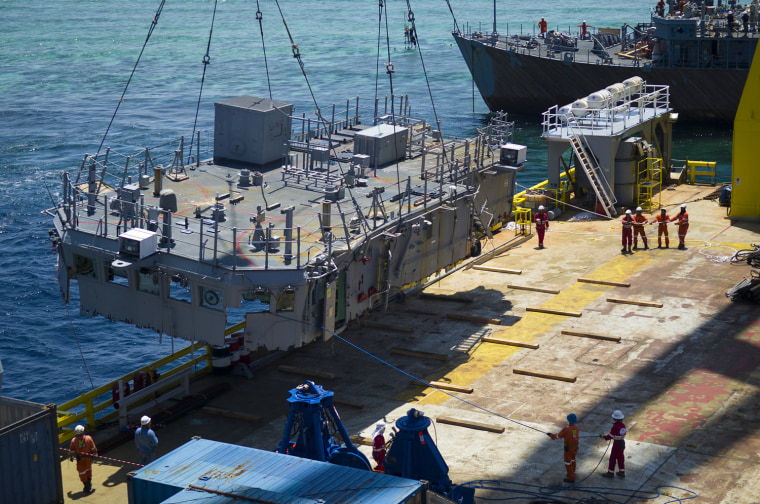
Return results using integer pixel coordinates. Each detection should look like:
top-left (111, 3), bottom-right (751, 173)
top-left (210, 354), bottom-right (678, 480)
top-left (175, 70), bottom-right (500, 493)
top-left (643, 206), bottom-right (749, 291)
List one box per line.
top-left (686, 160), bottom-right (716, 185)
top-left (57, 342), bottom-right (211, 444)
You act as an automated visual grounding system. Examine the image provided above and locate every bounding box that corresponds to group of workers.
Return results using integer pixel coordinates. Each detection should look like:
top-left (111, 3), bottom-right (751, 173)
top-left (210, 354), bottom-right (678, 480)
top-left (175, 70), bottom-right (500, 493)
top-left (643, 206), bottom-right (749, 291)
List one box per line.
top-left (621, 204), bottom-right (689, 253)
top-left (548, 410), bottom-right (627, 483)
top-left (534, 203), bottom-right (689, 252)
top-left (536, 18), bottom-right (593, 40)
top-left (68, 415), bottom-right (158, 494)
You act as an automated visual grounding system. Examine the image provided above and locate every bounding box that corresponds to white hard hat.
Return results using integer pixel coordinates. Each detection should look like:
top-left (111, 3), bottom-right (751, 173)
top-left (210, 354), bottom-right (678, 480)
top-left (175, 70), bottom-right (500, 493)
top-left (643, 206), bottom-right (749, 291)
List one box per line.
top-left (538, 205), bottom-right (545, 211)
top-left (611, 410), bottom-right (625, 420)
top-left (141, 415), bottom-right (151, 426)
top-left (635, 207), bottom-right (642, 212)
top-left (625, 209), bottom-right (632, 215)
top-left (74, 425), bottom-right (85, 434)
top-left (681, 203), bottom-right (687, 208)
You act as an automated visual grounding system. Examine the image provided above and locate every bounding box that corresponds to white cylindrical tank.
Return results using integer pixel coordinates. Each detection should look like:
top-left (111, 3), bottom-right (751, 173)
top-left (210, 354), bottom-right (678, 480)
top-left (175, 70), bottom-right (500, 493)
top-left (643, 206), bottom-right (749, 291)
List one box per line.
top-left (571, 98), bottom-right (589, 117)
top-left (605, 83), bottom-right (626, 103)
top-left (587, 89), bottom-right (612, 109)
top-left (557, 104), bottom-right (573, 116)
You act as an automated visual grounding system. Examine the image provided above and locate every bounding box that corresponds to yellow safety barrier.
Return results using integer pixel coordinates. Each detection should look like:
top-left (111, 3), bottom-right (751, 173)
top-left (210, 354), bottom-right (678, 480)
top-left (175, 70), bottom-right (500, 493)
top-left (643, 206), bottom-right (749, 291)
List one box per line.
top-left (687, 160), bottom-right (717, 185)
top-left (57, 342), bottom-right (211, 445)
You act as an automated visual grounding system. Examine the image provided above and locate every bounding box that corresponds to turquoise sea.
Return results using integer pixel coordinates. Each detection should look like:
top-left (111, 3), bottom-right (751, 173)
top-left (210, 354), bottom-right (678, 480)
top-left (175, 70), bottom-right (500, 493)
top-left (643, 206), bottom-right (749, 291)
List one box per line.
top-left (0, 0), bottom-right (734, 404)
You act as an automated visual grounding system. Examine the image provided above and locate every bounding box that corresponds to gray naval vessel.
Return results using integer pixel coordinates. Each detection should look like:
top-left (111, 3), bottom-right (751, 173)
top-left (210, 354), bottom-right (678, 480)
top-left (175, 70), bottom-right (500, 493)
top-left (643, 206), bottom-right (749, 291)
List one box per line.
top-left (46, 96), bottom-right (524, 354)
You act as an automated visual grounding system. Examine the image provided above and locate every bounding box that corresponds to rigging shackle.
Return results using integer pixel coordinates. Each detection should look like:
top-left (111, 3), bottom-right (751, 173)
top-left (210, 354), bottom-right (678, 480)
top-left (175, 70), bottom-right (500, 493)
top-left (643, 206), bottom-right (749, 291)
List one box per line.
top-left (386, 62), bottom-right (394, 74)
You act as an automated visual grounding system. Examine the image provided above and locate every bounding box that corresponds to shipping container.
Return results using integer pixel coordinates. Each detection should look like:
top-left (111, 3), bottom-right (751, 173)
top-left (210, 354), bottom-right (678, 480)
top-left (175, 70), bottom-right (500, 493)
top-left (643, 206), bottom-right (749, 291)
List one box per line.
top-left (127, 437), bottom-right (424, 504)
top-left (0, 397), bottom-right (64, 504)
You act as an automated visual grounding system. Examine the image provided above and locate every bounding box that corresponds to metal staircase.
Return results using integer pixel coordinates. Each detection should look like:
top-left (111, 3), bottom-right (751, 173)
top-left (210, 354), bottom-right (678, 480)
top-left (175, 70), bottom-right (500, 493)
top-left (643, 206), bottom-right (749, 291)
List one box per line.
top-left (565, 120), bottom-right (617, 217)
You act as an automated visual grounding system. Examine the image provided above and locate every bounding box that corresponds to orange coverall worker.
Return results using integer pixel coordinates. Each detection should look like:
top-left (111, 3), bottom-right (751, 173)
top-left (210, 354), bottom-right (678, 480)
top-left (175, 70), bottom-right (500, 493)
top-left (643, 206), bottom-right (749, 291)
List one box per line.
top-left (633, 211), bottom-right (648, 249)
top-left (674, 206), bottom-right (689, 249)
top-left (538, 18), bottom-right (548, 37)
top-left (549, 415), bottom-right (580, 482)
top-left (653, 210), bottom-right (671, 248)
top-left (70, 432), bottom-right (97, 492)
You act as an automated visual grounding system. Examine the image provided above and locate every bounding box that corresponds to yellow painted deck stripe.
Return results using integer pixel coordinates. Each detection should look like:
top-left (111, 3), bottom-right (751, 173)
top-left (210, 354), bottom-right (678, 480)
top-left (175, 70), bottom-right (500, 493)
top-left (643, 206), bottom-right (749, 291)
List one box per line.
top-left (414, 253), bottom-right (653, 406)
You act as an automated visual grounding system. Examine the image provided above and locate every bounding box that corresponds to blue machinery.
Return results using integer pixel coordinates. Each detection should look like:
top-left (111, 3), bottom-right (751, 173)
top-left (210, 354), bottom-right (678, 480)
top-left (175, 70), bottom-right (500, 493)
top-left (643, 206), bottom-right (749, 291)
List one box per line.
top-left (277, 382), bottom-right (475, 504)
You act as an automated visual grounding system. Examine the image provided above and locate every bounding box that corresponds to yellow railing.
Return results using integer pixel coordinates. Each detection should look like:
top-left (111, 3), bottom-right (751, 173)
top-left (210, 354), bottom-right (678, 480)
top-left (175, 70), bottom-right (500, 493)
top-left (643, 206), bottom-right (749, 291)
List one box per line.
top-left (57, 342), bottom-right (211, 445)
top-left (514, 168), bottom-right (575, 211)
top-left (686, 160), bottom-right (716, 185)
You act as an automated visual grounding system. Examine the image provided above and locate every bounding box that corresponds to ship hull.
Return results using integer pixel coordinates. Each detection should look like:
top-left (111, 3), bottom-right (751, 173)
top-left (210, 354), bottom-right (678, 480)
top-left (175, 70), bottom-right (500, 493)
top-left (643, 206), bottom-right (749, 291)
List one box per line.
top-left (453, 32), bottom-right (750, 124)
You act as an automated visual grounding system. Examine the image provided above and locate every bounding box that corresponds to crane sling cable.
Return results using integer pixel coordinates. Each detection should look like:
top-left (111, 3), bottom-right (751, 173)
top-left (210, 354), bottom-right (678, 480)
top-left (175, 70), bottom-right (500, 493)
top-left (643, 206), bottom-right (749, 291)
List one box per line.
top-left (271, 312), bottom-right (545, 435)
top-left (379, 0), bottom-right (403, 202)
top-left (95, 0), bottom-right (167, 158)
top-left (187, 0), bottom-right (219, 167)
top-left (255, 0), bottom-right (273, 100)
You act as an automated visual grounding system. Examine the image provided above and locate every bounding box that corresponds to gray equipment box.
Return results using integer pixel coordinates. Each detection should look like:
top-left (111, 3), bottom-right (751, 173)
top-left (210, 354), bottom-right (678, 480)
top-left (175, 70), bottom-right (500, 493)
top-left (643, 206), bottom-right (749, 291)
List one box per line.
top-left (214, 96), bottom-right (294, 166)
top-left (353, 124), bottom-right (408, 168)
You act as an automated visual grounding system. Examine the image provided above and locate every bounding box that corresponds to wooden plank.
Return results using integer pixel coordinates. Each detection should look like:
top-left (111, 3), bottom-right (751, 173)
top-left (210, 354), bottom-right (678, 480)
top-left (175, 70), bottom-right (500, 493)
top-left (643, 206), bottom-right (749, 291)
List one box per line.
top-left (446, 313), bottom-right (502, 325)
top-left (481, 336), bottom-right (539, 349)
top-left (525, 306), bottom-right (582, 317)
top-left (513, 368), bottom-right (577, 383)
top-left (364, 320), bottom-right (414, 333)
top-left (391, 347), bottom-right (449, 361)
top-left (349, 435), bottom-right (373, 446)
top-left (277, 365), bottom-right (336, 380)
top-left (472, 265), bottom-right (523, 275)
top-left (508, 284), bottom-right (560, 294)
top-left (201, 406), bottom-right (262, 423)
top-left (561, 330), bottom-right (622, 342)
top-left (606, 297), bottom-right (663, 308)
top-left (333, 398), bottom-right (365, 409)
top-left (428, 381), bottom-right (474, 394)
top-left (419, 292), bottom-right (474, 303)
top-left (577, 277), bottom-right (631, 287)
top-left (436, 416), bottom-right (505, 434)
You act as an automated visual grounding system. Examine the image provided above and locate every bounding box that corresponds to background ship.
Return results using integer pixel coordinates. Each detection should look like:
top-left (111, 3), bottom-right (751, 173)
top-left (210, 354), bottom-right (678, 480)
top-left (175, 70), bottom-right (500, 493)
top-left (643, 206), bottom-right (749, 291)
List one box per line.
top-left (453, 3), bottom-right (759, 123)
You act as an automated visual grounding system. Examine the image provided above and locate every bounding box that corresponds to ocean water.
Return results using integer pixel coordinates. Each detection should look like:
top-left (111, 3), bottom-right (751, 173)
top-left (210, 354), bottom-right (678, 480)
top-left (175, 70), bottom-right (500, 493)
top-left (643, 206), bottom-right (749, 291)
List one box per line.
top-left (0, 0), bottom-right (734, 405)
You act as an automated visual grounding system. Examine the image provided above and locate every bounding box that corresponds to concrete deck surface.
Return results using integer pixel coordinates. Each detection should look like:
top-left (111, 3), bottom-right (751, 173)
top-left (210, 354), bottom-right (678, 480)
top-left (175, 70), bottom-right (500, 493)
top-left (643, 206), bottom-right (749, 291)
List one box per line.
top-left (60, 184), bottom-right (760, 504)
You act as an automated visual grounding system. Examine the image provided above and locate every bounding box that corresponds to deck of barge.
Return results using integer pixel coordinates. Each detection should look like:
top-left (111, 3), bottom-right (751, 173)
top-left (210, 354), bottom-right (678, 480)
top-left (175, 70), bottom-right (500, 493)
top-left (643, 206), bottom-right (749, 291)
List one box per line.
top-left (60, 183), bottom-right (760, 504)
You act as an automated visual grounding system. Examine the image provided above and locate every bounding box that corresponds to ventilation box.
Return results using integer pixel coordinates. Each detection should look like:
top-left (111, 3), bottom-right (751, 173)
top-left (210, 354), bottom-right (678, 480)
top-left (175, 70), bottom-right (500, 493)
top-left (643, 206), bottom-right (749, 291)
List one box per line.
top-left (214, 96), bottom-right (293, 166)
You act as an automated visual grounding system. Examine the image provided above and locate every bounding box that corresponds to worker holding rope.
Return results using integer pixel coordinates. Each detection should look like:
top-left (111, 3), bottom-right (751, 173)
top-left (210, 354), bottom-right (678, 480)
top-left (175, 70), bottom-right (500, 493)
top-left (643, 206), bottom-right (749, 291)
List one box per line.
top-left (601, 410), bottom-right (627, 478)
top-left (674, 203), bottom-right (689, 250)
top-left (633, 207), bottom-right (649, 250)
top-left (653, 207), bottom-right (672, 248)
top-left (547, 413), bottom-right (580, 483)
top-left (69, 425), bottom-right (97, 494)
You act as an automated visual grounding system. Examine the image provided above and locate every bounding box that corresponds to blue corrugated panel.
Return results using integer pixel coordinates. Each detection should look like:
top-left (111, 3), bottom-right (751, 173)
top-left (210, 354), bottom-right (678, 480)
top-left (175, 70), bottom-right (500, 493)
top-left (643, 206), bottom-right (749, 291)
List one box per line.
top-left (0, 397), bottom-right (63, 504)
top-left (159, 485), bottom-right (319, 504)
top-left (128, 437), bottom-right (423, 504)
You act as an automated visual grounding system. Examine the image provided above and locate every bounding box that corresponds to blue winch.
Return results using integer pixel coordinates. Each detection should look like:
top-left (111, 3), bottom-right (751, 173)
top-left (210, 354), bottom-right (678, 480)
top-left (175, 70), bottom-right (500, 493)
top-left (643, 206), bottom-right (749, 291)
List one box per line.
top-left (385, 408), bottom-right (474, 504)
top-left (276, 381), bottom-right (371, 470)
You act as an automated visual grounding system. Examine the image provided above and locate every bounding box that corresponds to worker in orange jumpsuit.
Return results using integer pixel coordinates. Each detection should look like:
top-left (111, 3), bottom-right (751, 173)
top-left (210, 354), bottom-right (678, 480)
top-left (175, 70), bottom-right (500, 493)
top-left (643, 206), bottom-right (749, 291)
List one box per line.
top-left (674, 203), bottom-right (689, 249)
top-left (69, 424), bottom-right (98, 493)
top-left (601, 410), bottom-right (627, 478)
top-left (547, 413), bottom-right (580, 483)
top-left (656, 0), bottom-right (665, 17)
top-left (538, 17), bottom-right (548, 38)
top-left (621, 209), bottom-right (634, 254)
top-left (534, 205), bottom-right (550, 249)
top-left (371, 420), bottom-right (386, 472)
top-left (653, 207), bottom-right (672, 248)
top-left (577, 20), bottom-right (593, 39)
top-left (632, 207), bottom-right (649, 250)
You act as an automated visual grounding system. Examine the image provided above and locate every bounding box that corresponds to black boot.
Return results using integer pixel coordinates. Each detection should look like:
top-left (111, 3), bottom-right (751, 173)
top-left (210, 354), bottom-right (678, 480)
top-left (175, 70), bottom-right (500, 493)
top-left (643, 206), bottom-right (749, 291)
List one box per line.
top-left (644, 242), bottom-right (649, 250)
top-left (84, 479), bottom-right (92, 493)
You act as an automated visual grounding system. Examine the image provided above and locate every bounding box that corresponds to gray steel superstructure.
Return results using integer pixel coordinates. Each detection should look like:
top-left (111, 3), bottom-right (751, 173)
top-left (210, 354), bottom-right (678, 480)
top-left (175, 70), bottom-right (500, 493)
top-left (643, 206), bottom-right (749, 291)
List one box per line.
top-left (47, 96), bottom-right (522, 353)
top-left (454, 9), bottom-right (758, 123)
